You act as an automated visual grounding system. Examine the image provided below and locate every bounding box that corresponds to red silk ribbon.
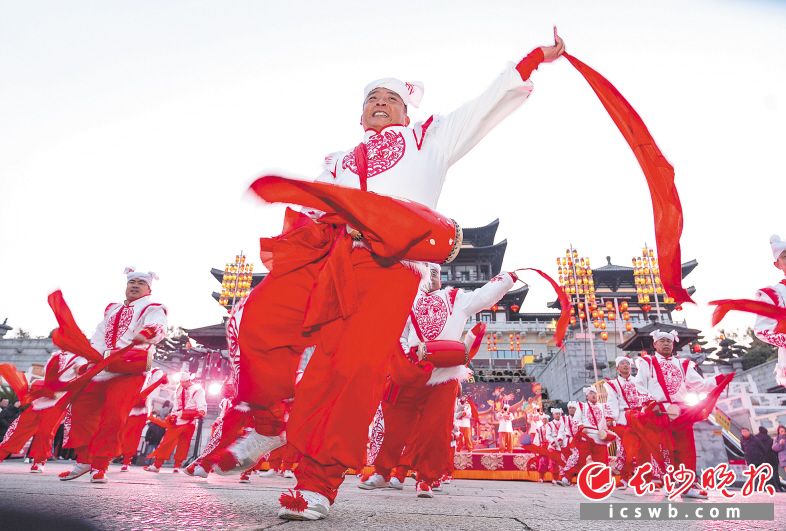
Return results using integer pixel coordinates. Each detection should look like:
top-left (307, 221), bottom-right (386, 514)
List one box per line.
top-left (564, 53), bottom-right (693, 306)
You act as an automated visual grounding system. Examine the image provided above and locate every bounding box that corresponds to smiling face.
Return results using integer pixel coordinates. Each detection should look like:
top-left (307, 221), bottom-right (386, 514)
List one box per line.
top-left (617, 360), bottom-right (632, 378)
top-left (125, 278), bottom-right (151, 303)
top-left (361, 88), bottom-right (409, 131)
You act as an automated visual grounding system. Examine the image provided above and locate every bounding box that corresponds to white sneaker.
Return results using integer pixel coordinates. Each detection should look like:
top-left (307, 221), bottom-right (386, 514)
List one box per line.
top-left (389, 477), bottom-right (404, 490)
top-left (258, 469), bottom-right (278, 478)
top-left (283, 469), bottom-right (295, 479)
top-left (59, 463), bottom-right (92, 481)
top-left (29, 463), bottom-right (44, 473)
top-left (618, 479), bottom-right (628, 490)
top-left (120, 465), bottom-right (129, 472)
top-left (216, 431), bottom-right (286, 475)
top-left (560, 477), bottom-right (571, 487)
top-left (278, 489), bottom-right (330, 521)
top-left (358, 473), bottom-right (389, 490)
top-left (143, 465), bottom-right (160, 473)
top-left (416, 481), bottom-right (434, 498)
top-left (185, 464), bottom-right (209, 478)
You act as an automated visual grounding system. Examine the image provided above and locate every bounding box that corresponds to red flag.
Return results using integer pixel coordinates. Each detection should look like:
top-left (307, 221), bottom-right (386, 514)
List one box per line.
top-left (564, 54), bottom-right (693, 305)
top-left (47, 290), bottom-right (103, 363)
top-left (514, 268), bottom-right (570, 347)
top-left (709, 298), bottom-right (786, 329)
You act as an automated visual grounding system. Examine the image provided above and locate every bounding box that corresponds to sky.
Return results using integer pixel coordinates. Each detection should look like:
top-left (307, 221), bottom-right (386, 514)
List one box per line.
top-left (1, 0), bottom-right (785, 342)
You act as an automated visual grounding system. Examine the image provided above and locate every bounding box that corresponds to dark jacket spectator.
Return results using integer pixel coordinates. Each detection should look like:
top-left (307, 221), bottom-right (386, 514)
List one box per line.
top-left (755, 426), bottom-right (785, 492)
top-left (740, 428), bottom-right (766, 465)
top-left (772, 425), bottom-right (786, 469)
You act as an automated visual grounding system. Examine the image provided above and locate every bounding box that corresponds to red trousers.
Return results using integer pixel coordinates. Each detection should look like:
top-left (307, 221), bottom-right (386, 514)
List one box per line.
top-left (0, 405), bottom-right (66, 462)
top-left (457, 427), bottom-right (473, 452)
top-left (238, 239), bottom-right (419, 503)
top-left (149, 422), bottom-right (197, 468)
top-left (611, 424), bottom-right (644, 481)
top-left (67, 375), bottom-right (145, 470)
top-left (375, 381), bottom-right (458, 484)
top-left (119, 414), bottom-right (148, 465)
top-left (577, 438), bottom-right (610, 465)
top-left (499, 432), bottom-right (513, 453)
top-left (268, 443), bottom-right (302, 471)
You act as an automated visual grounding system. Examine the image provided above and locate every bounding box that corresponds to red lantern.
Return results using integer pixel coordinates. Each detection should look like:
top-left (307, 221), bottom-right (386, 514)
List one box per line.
top-left (620, 301), bottom-right (629, 312)
top-left (608, 312), bottom-right (616, 321)
top-left (600, 332), bottom-right (609, 341)
top-left (578, 302), bottom-right (585, 310)
top-left (591, 310), bottom-right (599, 319)
top-left (622, 311), bottom-right (630, 320)
top-left (593, 320), bottom-right (600, 329)
top-left (642, 304), bottom-right (652, 313)
top-left (692, 343), bottom-right (702, 353)
top-left (579, 312), bottom-right (586, 320)
top-left (625, 322), bottom-right (632, 332)
top-left (511, 304), bottom-right (520, 313)
top-left (570, 307), bottom-right (576, 316)
top-left (605, 301), bottom-right (614, 311)
top-left (569, 316), bottom-right (577, 325)
top-left (675, 304), bottom-right (683, 311)
top-left (600, 322), bottom-right (607, 330)
top-left (491, 305), bottom-right (499, 312)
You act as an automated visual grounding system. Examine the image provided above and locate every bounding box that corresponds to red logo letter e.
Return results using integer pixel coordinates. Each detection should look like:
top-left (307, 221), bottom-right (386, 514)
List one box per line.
top-left (577, 462), bottom-right (615, 501)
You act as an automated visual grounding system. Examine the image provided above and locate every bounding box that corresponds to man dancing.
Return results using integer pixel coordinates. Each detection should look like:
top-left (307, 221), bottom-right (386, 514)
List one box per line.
top-left (360, 266), bottom-right (512, 498)
top-left (603, 356), bottom-right (648, 488)
top-left (213, 31), bottom-right (566, 521)
top-left (119, 368), bottom-right (167, 471)
top-left (634, 330), bottom-right (730, 499)
top-left (0, 350), bottom-right (83, 473)
top-left (145, 371), bottom-right (206, 473)
top-left (59, 268), bottom-right (167, 483)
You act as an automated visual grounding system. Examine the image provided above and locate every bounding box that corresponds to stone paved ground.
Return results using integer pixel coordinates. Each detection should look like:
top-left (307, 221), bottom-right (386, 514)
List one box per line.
top-left (0, 461), bottom-right (783, 531)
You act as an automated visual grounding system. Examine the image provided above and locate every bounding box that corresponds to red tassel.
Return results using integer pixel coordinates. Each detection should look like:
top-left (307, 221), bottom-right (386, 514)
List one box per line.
top-left (279, 489), bottom-right (308, 512)
top-left (564, 53), bottom-right (693, 306)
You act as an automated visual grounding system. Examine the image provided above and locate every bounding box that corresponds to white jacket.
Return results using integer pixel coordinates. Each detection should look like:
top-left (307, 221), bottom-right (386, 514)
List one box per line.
top-left (89, 295), bottom-right (167, 382)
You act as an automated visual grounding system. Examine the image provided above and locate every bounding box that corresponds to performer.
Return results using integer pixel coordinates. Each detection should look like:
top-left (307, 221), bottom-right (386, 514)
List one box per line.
top-left (455, 397), bottom-right (474, 453)
top-left (497, 404), bottom-right (515, 453)
top-left (603, 356), bottom-right (648, 488)
top-left (634, 329), bottom-right (731, 499)
top-left (557, 401), bottom-right (581, 486)
top-left (59, 268), bottom-right (167, 483)
top-left (119, 368), bottom-right (167, 471)
top-left (360, 266), bottom-right (508, 498)
top-left (531, 414), bottom-right (551, 483)
top-left (145, 371), bottom-right (206, 473)
top-left (572, 387), bottom-right (616, 465)
top-left (0, 351), bottom-right (83, 473)
top-left (753, 235), bottom-right (786, 387)
top-left (212, 32), bottom-right (566, 521)
top-left (544, 408), bottom-right (567, 485)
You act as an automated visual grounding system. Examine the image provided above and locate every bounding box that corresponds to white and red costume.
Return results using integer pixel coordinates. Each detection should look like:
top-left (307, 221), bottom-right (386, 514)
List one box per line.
top-left (497, 409), bottom-right (515, 453)
top-left (370, 272), bottom-right (513, 492)
top-left (753, 238), bottom-right (786, 386)
top-left (633, 332), bottom-right (725, 475)
top-left (148, 374), bottom-right (207, 469)
top-left (558, 403), bottom-right (581, 483)
top-left (63, 270), bottom-right (167, 477)
top-left (118, 368), bottom-right (167, 467)
top-left (572, 388), bottom-right (616, 465)
top-left (216, 48), bottom-right (547, 518)
top-left (0, 351), bottom-right (82, 467)
top-left (603, 357), bottom-right (649, 482)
